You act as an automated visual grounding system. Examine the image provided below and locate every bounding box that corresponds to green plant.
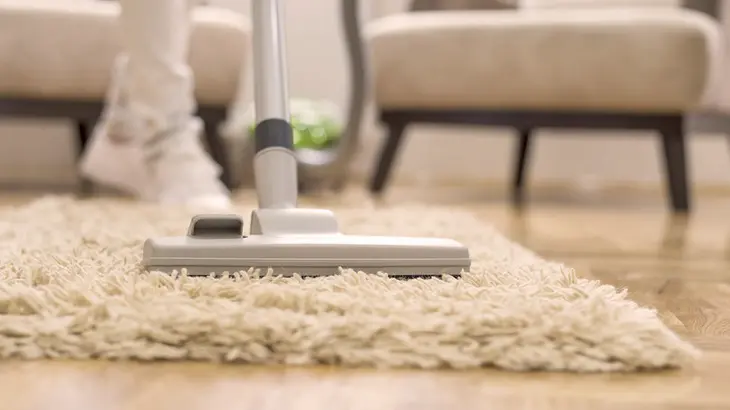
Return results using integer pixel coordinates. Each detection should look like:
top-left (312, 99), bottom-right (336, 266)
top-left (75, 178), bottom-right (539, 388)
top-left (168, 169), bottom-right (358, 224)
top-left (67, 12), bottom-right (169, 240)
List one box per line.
top-left (248, 115), bottom-right (341, 150)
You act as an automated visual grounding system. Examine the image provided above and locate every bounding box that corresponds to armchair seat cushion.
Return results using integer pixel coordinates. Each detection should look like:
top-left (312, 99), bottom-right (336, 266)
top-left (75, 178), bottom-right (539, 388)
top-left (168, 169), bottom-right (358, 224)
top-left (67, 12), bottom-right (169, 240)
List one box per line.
top-left (0, 0), bottom-right (250, 105)
top-left (366, 9), bottom-right (720, 112)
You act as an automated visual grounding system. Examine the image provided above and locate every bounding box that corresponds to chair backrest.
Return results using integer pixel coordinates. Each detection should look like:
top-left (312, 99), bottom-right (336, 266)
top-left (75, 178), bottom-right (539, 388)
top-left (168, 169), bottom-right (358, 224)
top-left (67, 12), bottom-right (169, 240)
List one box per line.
top-left (409, 0), bottom-right (721, 18)
top-left (410, 0), bottom-right (516, 10)
top-left (686, 0), bottom-right (720, 17)
top-left (412, 0), bottom-right (514, 10)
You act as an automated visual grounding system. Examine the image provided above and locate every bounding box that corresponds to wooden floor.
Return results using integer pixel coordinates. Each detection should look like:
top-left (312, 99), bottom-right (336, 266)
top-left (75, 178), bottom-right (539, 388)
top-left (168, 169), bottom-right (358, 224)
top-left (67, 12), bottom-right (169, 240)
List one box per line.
top-left (1, 185), bottom-right (730, 410)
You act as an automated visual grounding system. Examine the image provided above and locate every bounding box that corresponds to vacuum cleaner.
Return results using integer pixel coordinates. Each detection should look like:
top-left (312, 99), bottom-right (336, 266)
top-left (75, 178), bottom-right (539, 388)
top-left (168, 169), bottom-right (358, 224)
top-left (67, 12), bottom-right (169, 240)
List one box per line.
top-left (141, 0), bottom-right (471, 278)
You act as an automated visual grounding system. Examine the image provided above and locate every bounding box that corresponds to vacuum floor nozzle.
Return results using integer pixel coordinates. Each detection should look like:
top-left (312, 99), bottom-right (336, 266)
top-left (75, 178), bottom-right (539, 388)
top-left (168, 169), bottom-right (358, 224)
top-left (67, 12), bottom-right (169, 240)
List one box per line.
top-left (142, 214), bottom-right (470, 278)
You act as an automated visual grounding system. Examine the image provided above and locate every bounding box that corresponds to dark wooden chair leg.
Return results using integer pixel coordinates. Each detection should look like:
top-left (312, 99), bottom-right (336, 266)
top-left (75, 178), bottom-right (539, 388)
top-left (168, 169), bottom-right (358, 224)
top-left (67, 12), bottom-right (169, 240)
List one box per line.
top-left (369, 121), bottom-right (408, 194)
top-left (511, 128), bottom-right (533, 205)
top-left (658, 119), bottom-right (690, 213)
top-left (202, 119), bottom-right (234, 191)
top-left (74, 120), bottom-right (94, 196)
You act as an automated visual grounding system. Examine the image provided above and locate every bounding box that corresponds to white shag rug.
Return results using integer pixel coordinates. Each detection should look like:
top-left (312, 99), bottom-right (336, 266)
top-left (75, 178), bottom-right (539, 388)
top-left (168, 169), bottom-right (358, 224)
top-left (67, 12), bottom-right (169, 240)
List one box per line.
top-left (0, 195), bottom-right (699, 372)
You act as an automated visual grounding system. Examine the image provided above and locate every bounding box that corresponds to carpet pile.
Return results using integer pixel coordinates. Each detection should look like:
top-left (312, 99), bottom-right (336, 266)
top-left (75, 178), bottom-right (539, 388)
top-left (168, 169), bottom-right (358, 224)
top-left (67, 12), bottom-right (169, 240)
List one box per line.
top-left (0, 195), bottom-right (698, 371)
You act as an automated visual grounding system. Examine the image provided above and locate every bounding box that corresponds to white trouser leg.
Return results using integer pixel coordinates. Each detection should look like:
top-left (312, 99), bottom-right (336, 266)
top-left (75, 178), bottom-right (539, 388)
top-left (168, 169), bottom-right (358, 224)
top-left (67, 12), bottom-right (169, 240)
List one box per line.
top-left (80, 0), bottom-right (231, 210)
top-left (119, 0), bottom-right (196, 130)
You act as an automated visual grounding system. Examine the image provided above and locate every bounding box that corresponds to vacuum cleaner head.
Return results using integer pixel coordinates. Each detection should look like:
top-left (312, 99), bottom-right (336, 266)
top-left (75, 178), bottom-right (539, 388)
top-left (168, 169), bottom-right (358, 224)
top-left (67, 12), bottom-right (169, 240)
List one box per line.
top-left (142, 213), bottom-right (471, 278)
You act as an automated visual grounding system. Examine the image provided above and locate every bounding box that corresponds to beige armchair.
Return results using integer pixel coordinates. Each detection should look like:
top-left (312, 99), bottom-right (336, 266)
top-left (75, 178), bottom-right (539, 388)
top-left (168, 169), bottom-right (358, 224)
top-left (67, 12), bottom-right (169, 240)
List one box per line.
top-left (0, 0), bottom-right (250, 191)
top-left (361, 0), bottom-right (728, 212)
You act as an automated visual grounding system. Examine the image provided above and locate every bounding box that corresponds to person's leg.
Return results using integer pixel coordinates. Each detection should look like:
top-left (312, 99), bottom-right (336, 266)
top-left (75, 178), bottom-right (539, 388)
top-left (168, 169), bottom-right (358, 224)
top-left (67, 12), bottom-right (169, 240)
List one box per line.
top-left (122, 0), bottom-right (194, 125)
top-left (80, 0), bottom-right (231, 210)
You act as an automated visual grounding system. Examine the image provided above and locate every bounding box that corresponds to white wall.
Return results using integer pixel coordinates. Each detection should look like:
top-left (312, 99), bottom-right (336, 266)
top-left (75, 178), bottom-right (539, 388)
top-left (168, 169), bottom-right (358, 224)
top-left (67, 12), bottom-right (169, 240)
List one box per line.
top-left (1, 0), bottom-right (729, 190)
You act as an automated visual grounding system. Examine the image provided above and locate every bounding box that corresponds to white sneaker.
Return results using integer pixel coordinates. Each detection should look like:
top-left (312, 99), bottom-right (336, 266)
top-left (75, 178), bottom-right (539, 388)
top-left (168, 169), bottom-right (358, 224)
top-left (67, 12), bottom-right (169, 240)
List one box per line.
top-left (79, 57), bottom-right (231, 212)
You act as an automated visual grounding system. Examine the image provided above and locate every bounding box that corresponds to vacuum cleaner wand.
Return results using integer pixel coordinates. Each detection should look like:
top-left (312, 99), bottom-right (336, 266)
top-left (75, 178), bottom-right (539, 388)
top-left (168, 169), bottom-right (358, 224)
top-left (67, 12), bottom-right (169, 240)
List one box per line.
top-left (141, 0), bottom-right (471, 278)
top-left (251, 0), bottom-right (298, 210)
